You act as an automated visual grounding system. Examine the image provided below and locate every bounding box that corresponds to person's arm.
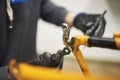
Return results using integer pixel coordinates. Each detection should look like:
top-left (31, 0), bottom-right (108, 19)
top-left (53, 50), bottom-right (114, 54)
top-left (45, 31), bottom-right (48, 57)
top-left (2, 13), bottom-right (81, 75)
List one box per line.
top-left (41, 0), bottom-right (68, 26)
top-left (40, 0), bottom-right (106, 37)
top-left (65, 11), bottom-right (106, 37)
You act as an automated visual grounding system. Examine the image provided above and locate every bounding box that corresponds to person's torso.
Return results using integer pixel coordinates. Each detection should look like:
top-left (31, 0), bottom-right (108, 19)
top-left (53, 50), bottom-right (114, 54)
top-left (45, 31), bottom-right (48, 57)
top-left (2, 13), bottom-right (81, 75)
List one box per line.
top-left (0, 0), bottom-right (43, 66)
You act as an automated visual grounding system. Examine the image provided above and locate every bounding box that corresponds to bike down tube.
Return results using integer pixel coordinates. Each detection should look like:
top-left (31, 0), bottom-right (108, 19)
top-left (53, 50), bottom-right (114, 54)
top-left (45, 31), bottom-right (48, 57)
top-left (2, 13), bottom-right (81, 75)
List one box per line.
top-left (71, 35), bottom-right (92, 78)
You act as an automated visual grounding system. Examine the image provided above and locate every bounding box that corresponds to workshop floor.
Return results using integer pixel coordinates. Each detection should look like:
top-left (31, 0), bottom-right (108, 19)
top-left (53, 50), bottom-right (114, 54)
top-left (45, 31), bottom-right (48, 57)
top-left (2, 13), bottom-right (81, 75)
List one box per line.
top-left (62, 57), bottom-right (120, 79)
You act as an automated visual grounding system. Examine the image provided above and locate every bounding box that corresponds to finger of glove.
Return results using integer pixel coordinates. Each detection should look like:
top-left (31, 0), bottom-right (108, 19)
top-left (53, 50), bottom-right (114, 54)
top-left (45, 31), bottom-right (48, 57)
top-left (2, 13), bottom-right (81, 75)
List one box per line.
top-left (39, 52), bottom-right (52, 66)
top-left (94, 18), bottom-right (106, 37)
top-left (33, 56), bottom-right (48, 66)
top-left (43, 52), bottom-right (51, 60)
top-left (30, 52), bottom-right (52, 66)
top-left (56, 57), bottom-right (63, 69)
top-left (81, 14), bottom-right (100, 33)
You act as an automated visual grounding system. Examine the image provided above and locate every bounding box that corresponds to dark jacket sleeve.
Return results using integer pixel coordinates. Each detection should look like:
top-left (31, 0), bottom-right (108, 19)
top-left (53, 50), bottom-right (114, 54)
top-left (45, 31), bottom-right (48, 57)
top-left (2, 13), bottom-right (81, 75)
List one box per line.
top-left (40, 0), bottom-right (68, 26)
top-left (0, 66), bottom-right (8, 80)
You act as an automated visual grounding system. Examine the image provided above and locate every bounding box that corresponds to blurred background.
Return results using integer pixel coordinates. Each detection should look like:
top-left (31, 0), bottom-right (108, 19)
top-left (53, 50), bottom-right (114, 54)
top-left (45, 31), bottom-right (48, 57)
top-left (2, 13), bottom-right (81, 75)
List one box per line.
top-left (36, 0), bottom-right (120, 77)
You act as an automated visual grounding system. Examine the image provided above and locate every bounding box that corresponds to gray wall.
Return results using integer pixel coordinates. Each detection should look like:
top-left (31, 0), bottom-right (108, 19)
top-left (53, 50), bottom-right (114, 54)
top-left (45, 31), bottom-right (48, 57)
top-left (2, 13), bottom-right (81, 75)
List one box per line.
top-left (36, 0), bottom-right (120, 62)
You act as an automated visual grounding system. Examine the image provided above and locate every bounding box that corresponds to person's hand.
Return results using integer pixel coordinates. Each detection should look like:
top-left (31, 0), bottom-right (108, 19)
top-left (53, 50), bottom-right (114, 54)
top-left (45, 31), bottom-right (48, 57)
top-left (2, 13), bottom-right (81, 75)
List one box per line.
top-left (31, 51), bottom-right (63, 69)
top-left (8, 51), bottom-right (64, 80)
top-left (73, 13), bottom-right (106, 37)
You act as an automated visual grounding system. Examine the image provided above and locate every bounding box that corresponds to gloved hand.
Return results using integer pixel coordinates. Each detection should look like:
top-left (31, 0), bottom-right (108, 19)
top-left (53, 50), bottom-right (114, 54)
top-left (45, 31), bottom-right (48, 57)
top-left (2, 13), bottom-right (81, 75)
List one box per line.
top-left (31, 51), bottom-right (63, 69)
top-left (73, 13), bottom-right (106, 37)
top-left (8, 51), bottom-right (64, 80)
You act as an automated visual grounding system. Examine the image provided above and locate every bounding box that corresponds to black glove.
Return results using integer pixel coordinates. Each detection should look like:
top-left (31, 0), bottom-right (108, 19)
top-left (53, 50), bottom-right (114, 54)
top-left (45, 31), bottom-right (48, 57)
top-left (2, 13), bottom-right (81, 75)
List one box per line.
top-left (31, 51), bottom-right (63, 69)
top-left (7, 51), bottom-right (64, 80)
top-left (73, 13), bottom-right (106, 37)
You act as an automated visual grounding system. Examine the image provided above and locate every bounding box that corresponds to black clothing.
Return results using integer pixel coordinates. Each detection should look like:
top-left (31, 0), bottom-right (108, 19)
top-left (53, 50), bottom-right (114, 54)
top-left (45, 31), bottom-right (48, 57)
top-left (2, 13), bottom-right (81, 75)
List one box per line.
top-left (0, 0), bottom-right (68, 79)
